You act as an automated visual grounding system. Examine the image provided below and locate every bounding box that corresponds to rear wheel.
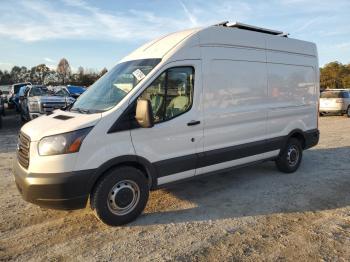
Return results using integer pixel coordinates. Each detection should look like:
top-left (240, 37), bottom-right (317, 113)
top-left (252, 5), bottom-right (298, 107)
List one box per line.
top-left (91, 166), bottom-right (149, 226)
top-left (275, 138), bottom-right (302, 173)
top-left (346, 106), bottom-right (350, 118)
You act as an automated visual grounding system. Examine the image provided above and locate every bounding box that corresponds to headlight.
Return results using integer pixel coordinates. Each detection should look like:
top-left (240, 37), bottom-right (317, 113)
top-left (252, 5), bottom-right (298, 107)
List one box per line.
top-left (38, 127), bottom-right (93, 156)
top-left (28, 101), bottom-right (40, 112)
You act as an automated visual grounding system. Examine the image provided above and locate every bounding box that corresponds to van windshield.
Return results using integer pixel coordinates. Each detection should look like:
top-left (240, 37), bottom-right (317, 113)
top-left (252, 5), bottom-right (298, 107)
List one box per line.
top-left (71, 59), bottom-right (161, 113)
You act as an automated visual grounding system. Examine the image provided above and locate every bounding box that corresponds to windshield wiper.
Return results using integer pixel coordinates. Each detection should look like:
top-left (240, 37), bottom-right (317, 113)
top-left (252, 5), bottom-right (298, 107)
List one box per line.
top-left (70, 107), bottom-right (91, 114)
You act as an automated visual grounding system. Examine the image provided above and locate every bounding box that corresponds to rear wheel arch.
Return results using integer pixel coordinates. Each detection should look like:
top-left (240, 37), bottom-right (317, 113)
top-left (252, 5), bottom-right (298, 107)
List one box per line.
top-left (285, 129), bottom-right (306, 149)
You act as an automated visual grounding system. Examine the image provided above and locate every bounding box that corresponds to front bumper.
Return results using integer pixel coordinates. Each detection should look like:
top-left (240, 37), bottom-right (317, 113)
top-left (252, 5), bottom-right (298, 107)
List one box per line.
top-left (13, 160), bottom-right (95, 210)
top-left (319, 106), bottom-right (346, 113)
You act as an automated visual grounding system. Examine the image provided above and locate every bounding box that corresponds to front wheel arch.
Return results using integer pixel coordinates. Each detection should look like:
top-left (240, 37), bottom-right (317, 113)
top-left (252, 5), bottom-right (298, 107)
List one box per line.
top-left (88, 156), bottom-right (157, 208)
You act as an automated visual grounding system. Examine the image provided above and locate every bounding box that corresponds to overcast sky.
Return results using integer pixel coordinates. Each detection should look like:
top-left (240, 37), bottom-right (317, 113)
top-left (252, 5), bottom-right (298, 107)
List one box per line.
top-left (0, 0), bottom-right (349, 72)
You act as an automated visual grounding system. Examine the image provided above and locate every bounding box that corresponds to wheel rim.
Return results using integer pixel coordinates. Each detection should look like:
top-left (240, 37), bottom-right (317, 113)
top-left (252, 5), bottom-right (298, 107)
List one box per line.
top-left (107, 180), bottom-right (140, 216)
top-left (347, 108), bottom-right (350, 116)
top-left (287, 145), bottom-right (300, 167)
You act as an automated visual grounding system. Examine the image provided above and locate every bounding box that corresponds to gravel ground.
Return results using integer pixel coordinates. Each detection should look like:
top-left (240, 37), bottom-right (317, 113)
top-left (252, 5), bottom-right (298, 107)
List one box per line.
top-left (0, 110), bottom-right (349, 261)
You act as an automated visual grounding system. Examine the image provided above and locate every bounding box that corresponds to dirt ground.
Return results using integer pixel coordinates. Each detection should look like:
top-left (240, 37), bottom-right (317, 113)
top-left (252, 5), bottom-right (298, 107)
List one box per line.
top-left (0, 110), bottom-right (349, 261)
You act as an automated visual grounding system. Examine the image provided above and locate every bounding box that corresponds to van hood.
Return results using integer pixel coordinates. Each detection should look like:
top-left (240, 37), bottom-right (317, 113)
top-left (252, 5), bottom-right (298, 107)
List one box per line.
top-left (21, 110), bottom-right (102, 141)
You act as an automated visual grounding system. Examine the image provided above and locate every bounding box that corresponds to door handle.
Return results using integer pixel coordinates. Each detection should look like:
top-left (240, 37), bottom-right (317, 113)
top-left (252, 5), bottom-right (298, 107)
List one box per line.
top-left (187, 120), bottom-right (201, 126)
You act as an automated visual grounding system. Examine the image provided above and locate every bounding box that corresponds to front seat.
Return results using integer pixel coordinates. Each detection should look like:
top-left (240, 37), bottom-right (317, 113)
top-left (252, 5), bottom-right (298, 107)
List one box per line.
top-left (166, 85), bottom-right (189, 118)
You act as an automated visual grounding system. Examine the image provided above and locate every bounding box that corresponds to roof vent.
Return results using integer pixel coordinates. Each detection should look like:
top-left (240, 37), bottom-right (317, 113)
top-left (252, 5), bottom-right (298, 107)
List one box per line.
top-left (215, 21), bottom-right (288, 37)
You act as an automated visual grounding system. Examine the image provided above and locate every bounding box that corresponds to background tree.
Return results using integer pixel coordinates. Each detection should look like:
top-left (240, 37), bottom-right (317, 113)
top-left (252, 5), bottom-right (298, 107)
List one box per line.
top-left (10, 66), bottom-right (22, 83)
top-left (30, 64), bottom-right (50, 84)
top-left (0, 60), bottom-right (106, 86)
top-left (0, 70), bottom-right (12, 84)
top-left (56, 58), bottom-right (71, 84)
top-left (320, 61), bottom-right (350, 90)
top-left (43, 70), bottom-right (60, 85)
top-left (99, 67), bottom-right (108, 77)
top-left (78, 66), bottom-right (84, 77)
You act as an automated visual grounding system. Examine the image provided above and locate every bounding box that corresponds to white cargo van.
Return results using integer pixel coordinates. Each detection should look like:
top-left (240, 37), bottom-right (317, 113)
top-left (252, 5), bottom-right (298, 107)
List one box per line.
top-left (13, 22), bottom-right (320, 226)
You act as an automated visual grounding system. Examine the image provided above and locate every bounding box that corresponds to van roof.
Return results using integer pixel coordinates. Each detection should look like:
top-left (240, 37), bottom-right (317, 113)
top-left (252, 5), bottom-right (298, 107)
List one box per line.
top-left (214, 21), bottom-right (287, 36)
top-left (120, 22), bottom-right (317, 63)
top-left (120, 27), bottom-right (201, 62)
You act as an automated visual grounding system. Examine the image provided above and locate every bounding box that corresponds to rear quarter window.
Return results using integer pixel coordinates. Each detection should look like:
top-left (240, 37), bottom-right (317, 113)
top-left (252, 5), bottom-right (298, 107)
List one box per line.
top-left (341, 92), bottom-right (350, 98)
top-left (320, 91), bottom-right (347, 98)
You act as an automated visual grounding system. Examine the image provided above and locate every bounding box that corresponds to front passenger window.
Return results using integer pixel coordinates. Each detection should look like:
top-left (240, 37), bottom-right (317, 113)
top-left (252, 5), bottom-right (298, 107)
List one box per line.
top-left (139, 66), bottom-right (194, 123)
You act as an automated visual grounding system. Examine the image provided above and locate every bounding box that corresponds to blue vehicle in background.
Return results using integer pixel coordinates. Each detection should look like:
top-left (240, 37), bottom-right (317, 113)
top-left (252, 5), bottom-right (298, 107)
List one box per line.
top-left (66, 85), bottom-right (86, 99)
top-left (9, 82), bottom-right (31, 111)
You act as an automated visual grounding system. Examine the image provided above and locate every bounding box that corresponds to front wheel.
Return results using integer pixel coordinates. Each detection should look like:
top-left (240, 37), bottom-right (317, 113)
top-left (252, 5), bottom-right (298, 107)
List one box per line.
top-left (91, 166), bottom-right (149, 226)
top-left (275, 138), bottom-right (302, 173)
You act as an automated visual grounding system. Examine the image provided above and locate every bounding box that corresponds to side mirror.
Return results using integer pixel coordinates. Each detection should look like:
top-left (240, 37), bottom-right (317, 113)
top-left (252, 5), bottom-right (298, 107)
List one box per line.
top-left (135, 99), bottom-right (154, 128)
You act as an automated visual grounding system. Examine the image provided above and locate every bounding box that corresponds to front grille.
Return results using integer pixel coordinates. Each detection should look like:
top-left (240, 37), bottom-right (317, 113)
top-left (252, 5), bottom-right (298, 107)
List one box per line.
top-left (17, 132), bottom-right (30, 168)
top-left (41, 102), bottom-right (66, 112)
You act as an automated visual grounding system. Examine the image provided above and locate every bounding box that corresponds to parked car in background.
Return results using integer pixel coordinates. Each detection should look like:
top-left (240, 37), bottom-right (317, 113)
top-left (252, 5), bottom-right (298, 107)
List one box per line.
top-left (53, 86), bottom-right (76, 105)
top-left (0, 86), bottom-right (10, 104)
top-left (9, 82), bottom-right (31, 111)
top-left (319, 89), bottom-right (350, 116)
top-left (19, 85), bottom-right (72, 122)
top-left (0, 91), bottom-right (4, 123)
top-left (66, 85), bottom-right (86, 98)
top-left (0, 90), bottom-right (6, 116)
top-left (0, 107), bottom-right (2, 128)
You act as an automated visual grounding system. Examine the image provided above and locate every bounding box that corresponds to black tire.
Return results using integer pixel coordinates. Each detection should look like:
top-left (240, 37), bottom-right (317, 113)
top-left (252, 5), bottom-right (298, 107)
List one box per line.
top-left (275, 138), bottom-right (302, 173)
top-left (346, 106), bottom-right (350, 118)
top-left (91, 166), bottom-right (149, 226)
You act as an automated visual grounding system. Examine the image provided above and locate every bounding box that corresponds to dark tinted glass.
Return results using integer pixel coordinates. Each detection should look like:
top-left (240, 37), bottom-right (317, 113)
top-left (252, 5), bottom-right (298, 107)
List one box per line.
top-left (320, 91), bottom-right (349, 98)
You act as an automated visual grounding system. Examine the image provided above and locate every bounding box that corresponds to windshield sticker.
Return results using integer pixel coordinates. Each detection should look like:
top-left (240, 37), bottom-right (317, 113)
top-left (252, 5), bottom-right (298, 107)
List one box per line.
top-left (132, 69), bottom-right (146, 81)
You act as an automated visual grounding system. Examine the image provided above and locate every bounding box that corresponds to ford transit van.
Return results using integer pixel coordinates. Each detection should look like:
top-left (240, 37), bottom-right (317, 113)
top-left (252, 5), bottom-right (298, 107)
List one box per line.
top-left (13, 22), bottom-right (320, 226)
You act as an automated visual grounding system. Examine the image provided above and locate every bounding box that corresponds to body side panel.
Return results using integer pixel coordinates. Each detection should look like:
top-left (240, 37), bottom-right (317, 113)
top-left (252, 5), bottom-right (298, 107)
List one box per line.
top-left (199, 45), bottom-right (268, 176)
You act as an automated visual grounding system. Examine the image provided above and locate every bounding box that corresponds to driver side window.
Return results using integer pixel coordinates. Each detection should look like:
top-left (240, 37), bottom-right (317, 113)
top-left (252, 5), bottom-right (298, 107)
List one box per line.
top-left (139, 66), bottom-right (194, 123)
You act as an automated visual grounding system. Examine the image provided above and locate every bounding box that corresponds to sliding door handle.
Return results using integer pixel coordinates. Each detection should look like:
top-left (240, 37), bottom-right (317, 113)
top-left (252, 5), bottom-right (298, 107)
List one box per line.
top-left (187, 120), bottom-right (201, 126)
